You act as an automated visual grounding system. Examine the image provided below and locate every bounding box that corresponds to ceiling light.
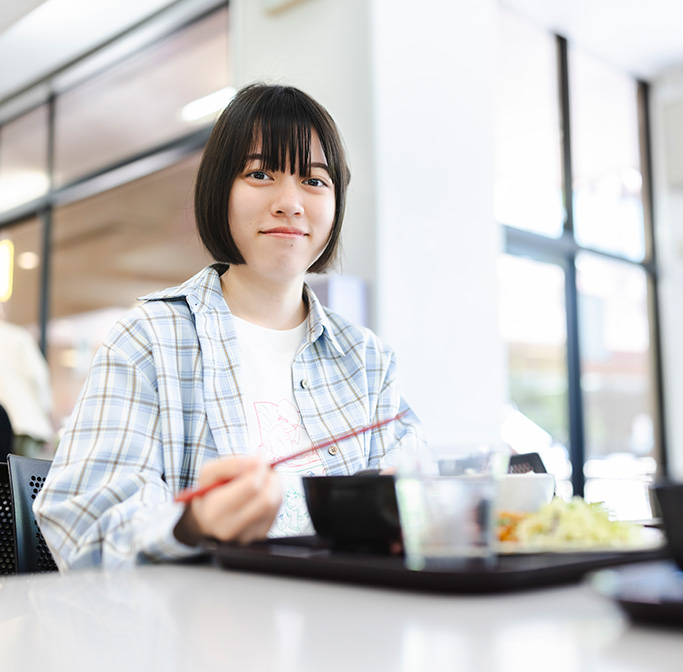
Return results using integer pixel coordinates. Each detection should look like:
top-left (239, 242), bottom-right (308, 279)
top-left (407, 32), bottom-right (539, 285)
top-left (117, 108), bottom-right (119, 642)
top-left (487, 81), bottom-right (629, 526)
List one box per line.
top-left (59, 348), bottom-right (78, 369)
top-left (180, 87), bottom-right (236, 123)
top-left (0, 239), bottom-right (14, 302)
top-left (17, 250), bottom-right (40, 270)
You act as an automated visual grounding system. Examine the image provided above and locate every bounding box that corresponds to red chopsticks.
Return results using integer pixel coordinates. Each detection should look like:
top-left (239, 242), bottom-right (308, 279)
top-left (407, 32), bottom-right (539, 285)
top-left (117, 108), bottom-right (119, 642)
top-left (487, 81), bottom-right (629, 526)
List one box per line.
top-left (174, 410), bottom-right (408, 504)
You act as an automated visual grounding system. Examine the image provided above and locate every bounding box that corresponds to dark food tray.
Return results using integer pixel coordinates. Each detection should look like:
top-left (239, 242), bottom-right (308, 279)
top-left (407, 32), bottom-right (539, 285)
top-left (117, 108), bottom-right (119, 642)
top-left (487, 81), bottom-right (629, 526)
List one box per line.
top-left (591, 560), bottom-right (683, 627)
top-left (209, 535), bottom-right (670, 594)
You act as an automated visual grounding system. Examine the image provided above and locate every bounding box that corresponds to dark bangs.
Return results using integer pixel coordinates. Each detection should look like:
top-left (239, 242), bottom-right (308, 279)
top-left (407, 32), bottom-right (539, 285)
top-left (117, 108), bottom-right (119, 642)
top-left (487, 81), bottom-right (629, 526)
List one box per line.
top-left (194, 84), bottom-right (350, 273)
top-left (248, 90), bottom-right (341, 183)
top-left (250, 101), bottom-right (313, 177)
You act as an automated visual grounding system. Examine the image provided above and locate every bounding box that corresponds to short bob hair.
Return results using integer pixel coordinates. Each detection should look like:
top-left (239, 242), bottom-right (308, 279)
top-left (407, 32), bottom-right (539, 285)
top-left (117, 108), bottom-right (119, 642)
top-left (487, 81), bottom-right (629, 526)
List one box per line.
top-left (194, 83), bottom-right (351, 274)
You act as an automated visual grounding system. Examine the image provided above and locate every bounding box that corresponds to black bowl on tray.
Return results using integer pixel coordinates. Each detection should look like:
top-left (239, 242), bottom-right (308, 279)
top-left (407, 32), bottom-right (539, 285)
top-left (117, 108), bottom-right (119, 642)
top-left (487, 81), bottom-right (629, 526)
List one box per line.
top-left (653, 480), bottom-right (683, 569)
top-left (302, 474), bottom-right (401, 553)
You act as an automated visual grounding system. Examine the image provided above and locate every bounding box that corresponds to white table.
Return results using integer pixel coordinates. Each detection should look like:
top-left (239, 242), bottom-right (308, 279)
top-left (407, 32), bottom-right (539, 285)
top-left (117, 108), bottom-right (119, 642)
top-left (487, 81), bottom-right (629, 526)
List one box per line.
top-left (0, 562), bottom-right (681, 672)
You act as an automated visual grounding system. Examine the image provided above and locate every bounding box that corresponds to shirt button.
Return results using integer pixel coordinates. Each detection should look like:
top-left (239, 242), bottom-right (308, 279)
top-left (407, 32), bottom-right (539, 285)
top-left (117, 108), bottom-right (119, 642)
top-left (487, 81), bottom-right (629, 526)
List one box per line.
top-left (300, 379), bottom-right (308, 389)
top-left (328, 446), bottom-right (338, 456)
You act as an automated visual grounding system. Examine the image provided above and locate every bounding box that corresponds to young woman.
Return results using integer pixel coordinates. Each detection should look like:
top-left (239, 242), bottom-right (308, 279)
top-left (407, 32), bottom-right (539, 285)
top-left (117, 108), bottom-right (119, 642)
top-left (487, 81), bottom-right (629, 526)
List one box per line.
top-left (35, 84), bottom-right (425, 569)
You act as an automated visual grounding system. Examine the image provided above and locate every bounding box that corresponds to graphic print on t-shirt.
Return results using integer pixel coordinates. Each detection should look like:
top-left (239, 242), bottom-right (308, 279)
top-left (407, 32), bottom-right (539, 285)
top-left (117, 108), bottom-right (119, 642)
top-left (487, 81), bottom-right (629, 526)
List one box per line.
top-left (253, 399), bottom-right (325, 536)
top-left (255, 400), bottom-right (297, 457)
top-left (255, 400), bottom-right (319, 466)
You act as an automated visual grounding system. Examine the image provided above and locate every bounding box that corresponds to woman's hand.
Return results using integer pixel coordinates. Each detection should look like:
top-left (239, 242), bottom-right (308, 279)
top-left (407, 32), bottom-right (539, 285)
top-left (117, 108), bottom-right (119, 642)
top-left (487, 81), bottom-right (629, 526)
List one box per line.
top-left (174, 455), bottom-right (283, 547)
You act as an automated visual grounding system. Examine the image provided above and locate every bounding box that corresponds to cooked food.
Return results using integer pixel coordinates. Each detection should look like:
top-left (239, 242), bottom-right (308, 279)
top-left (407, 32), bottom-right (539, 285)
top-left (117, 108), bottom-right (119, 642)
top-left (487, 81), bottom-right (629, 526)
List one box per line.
top-left (497, 496), bottom-right (644, 548)
top-left (498, 510), bottom-right (527, 542)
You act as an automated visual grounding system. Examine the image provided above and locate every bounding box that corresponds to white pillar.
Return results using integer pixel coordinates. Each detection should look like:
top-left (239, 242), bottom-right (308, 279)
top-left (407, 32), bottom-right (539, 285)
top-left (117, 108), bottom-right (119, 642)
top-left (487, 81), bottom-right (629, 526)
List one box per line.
top-left (372, 0), bottom-right (506, 446)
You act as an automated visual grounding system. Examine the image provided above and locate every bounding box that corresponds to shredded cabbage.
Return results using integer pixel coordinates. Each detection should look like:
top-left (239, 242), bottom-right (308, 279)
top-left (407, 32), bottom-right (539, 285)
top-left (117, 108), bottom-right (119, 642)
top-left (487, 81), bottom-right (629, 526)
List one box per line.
top-left (503, 496), bottom-right (643, 548)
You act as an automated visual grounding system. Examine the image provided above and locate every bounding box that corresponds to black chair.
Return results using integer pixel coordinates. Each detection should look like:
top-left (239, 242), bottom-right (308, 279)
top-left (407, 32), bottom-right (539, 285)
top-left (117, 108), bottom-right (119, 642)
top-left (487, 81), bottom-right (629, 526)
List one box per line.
top-left (508, 452), bottom-right (547, 474)
top-left (7, 454), bottom-right (58, 574)
top-left (0, 463), bottom-right (16, 574)
top-left (0, 404), bottom-right (13, 462)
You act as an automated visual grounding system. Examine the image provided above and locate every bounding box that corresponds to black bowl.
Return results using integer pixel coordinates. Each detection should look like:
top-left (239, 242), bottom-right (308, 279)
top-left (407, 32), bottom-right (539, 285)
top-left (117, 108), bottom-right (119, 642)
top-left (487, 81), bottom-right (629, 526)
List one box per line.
top-left (653, 481), bottom-right (683, 569)
top-left (302, 474), bottom-right (401, 553)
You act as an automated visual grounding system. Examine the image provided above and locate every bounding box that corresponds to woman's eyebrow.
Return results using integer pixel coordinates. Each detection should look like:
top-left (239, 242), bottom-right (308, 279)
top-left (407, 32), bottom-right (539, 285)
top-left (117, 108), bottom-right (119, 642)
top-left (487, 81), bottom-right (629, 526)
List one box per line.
top-left (244, 155), bottom-right (330, 174)
top-left (310, 162), bottom-right (330, 174)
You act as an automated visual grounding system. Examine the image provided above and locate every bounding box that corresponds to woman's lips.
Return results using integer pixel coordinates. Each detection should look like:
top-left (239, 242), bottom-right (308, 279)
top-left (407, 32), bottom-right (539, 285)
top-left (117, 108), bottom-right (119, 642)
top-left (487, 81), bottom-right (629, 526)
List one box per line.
top-left (261, 227), bottom-right (307, 238)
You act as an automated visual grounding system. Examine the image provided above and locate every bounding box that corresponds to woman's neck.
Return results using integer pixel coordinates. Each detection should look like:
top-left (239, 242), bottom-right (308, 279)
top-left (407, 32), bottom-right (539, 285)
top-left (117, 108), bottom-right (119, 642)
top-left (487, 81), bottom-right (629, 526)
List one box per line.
top-left (220, 266), bottom-right (307, 330)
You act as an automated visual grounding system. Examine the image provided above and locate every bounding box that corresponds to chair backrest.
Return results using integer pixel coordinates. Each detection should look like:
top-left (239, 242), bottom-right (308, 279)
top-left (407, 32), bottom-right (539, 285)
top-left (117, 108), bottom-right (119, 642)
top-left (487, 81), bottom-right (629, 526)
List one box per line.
top-left (7, 454), bottom-right (58, 574)
top-left (0, 405), bottom-right (13, 462)
top-left (0, 463), bottom-right (16, 574)
top-left (508, 452), bottom-right (547, 474)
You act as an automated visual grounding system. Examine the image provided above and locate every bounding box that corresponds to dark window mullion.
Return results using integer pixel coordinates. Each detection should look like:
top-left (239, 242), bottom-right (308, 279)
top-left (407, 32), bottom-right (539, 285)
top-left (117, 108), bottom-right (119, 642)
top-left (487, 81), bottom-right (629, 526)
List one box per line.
top-left (638, 81), bottom-right (668, 477)
top-left (38, 93), bottom-right (55, 357)
top-left (557, 36), bottom-right (574, 235)
top-left (557, 35), bottom-right (586, 496)
top-left (564, 257), bottom-right (585, 496)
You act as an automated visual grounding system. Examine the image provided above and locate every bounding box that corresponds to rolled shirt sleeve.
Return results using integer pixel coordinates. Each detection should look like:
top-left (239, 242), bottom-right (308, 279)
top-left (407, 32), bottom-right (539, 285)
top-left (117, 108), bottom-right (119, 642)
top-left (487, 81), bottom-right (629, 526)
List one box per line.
top-left (34, 323), bottom-right (205, 570)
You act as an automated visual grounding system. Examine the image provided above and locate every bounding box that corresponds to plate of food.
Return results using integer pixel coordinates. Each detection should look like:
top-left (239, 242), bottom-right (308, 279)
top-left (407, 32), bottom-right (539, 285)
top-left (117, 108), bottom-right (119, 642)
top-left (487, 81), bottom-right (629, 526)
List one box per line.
top-left (496, 496), bottom-right (666, 555)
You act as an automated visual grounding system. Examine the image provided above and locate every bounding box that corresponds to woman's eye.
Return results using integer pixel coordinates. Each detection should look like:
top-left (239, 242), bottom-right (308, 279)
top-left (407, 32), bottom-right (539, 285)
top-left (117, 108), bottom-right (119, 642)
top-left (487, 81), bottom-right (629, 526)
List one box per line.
top-left (304, 177), bottom-right (326, 187)
top-left (249, 170), bottom-right (268, 180)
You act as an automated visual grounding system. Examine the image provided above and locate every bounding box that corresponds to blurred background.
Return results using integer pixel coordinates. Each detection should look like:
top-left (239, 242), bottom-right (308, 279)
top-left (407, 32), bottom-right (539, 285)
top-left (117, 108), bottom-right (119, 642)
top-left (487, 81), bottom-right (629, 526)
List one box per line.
top-left (1, 0), bottom-right (683, 520)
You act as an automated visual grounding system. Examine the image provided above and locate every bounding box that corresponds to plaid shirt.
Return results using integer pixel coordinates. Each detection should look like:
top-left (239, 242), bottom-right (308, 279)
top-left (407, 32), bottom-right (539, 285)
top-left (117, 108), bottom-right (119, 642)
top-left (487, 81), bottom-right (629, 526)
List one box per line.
top-left (34, 264), bottom-right (425, 569)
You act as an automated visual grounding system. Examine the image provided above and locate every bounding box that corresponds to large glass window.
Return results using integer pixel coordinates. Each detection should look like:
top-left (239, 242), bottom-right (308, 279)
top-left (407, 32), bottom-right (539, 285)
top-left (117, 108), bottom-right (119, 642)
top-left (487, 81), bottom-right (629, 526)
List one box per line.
top-left (48, 153), bottom-right (212, 428)
top-left (577, 253), bottom-right (656, 519)
top-left (496, 7), bottom-right (661, 519)
top-left (498, 254), bottom-right (572, 498)
top-left (54, 7), bottom-right (230, 186)
top-left (569, 49), bottom-right (645, 261)
top-left (495, 10), bottom-right (564, 237)
top-left (0, 218), bottom-right (43, 332)
top-left (0, 106), bottom-right (49, 213)
top-left (0, 4), bottom-right (230, 437)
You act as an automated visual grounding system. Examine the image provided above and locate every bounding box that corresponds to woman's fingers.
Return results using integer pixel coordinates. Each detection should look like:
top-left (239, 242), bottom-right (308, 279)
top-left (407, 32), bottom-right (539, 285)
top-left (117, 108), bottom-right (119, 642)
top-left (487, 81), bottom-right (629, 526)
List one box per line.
top-left (195, 454), bottom-right (259, 489)
top-left (188, 456), bottom-right (283, 542)
top-left (230, 470), bottom-right (283, 543)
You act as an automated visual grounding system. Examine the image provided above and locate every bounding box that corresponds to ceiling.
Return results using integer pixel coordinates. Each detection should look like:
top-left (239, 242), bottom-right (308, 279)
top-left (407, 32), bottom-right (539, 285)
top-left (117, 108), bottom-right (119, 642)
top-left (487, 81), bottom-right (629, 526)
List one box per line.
top-left (0, 0), bottom-right (47, 33)
top-left (1, 0), bottom-right (683, 102)
top-left (500, 0), bottom-right (683, 80)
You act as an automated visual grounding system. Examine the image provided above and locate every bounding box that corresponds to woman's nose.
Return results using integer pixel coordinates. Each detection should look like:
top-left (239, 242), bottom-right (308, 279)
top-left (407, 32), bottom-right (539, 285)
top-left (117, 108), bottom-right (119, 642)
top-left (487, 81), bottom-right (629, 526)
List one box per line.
top-left (271, 178), bottom-right (304, 217)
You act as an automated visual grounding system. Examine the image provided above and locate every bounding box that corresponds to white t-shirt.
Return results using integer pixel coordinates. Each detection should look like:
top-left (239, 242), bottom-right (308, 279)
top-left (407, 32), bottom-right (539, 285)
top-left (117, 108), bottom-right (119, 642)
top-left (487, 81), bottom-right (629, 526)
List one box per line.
top-left (232, 315), bottom-right (326, 537)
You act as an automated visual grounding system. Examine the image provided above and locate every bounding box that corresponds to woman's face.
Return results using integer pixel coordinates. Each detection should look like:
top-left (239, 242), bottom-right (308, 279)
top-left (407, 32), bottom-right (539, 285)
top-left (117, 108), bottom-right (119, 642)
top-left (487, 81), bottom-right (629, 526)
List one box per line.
top-left (227, 130), bottom-right (336, 284)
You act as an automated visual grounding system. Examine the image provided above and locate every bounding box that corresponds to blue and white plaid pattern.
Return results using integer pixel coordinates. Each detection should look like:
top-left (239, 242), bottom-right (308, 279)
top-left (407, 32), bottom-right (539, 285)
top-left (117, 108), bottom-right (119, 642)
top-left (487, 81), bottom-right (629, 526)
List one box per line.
top-left (34, 264), bottom-right (425, 569)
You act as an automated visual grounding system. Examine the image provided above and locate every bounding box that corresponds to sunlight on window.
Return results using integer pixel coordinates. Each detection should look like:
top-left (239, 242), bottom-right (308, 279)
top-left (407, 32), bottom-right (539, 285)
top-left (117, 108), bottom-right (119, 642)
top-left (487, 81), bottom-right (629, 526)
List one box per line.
top-left (495, 9), bottom-right (564, 237)
top-left (577, 253), bottom-right (656, 519)
top-left (570, 49), bottom-right (646, 260)
top-left (498, 254), bottom-right (572, 497)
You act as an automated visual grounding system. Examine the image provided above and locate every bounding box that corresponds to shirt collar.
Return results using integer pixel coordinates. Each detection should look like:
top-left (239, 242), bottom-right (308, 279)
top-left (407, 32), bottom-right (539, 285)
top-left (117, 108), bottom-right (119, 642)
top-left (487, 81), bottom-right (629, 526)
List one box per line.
top-left (138, 263), bottom-right (227, 312)
top-left (139, 264), bottom-right (346, 356)
top-left (302, 283), bottom-right (345, 356)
